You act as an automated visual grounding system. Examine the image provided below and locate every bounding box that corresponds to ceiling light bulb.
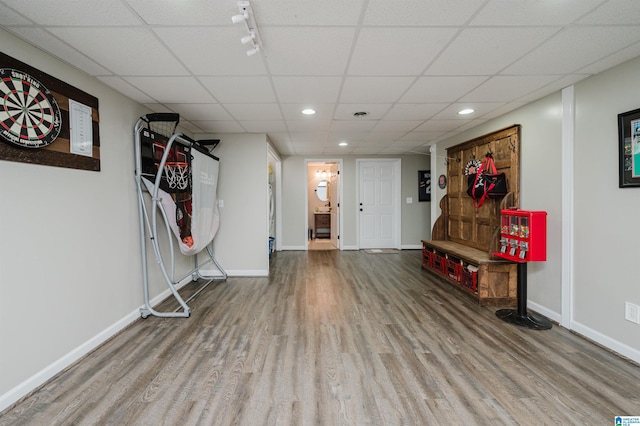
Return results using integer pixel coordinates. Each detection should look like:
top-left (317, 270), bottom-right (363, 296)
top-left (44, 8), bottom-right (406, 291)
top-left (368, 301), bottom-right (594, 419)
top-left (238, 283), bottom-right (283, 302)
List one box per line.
top-left (339, 142), bottom-right (348, 146)
top-left (458, 108), bottom-right (475, 115)
top-left (302, 109), bottom-right (316, 115)
top-left (231, 12), bottom-right (247, 24)
top-left (246, 45), bottom-right (260, 56)
top-left (241, 32), bottom-right (255, 45)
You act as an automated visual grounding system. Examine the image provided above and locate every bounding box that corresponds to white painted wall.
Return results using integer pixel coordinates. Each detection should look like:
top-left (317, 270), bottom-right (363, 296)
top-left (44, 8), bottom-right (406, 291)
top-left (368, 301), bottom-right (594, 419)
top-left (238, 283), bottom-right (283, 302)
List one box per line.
top-left (281, 155), bottom-right (431, 250)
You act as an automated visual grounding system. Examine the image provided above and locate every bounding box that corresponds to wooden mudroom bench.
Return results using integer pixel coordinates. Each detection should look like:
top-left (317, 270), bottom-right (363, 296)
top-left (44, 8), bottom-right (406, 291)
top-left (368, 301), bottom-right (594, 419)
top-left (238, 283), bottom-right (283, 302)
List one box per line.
top-left (421, 239), bottom-right (517, 306)
top-left (422, 125), bottom-right (521, 306)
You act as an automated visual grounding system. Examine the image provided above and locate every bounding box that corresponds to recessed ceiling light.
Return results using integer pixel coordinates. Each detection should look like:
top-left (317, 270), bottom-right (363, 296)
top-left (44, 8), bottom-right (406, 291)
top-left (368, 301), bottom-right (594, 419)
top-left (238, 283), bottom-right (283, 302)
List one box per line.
top-left (302, 108), bottom-right (316, 115)
top-left (458, 108), bottom-right (475, 115)
top-left (339, 142), bottom-right (348, 146)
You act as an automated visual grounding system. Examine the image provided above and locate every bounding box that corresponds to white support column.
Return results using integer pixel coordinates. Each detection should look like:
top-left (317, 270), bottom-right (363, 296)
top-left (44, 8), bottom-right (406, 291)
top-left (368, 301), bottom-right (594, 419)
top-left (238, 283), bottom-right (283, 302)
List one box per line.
top-left (561, 85), bottom-right (575, 329)
top-left (429, 144), bottom-right (438, 234)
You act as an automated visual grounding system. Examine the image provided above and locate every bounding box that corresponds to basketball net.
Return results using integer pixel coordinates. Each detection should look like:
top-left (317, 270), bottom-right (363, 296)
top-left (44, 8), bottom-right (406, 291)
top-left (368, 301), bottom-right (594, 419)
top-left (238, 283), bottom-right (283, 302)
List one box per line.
top-left (164, 162), bottom-right (189, 190)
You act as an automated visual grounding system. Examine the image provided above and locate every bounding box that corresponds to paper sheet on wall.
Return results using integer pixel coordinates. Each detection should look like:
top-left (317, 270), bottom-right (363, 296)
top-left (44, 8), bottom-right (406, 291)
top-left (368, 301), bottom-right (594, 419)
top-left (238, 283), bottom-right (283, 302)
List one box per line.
top-left (69, 99), bottom-right (93, 157)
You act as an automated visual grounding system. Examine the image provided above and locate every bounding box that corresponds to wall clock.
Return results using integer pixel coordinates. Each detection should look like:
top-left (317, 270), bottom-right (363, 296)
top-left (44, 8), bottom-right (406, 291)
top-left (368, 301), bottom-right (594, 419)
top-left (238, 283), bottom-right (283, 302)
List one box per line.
top-left (0, 68), bottom-right (62, 148)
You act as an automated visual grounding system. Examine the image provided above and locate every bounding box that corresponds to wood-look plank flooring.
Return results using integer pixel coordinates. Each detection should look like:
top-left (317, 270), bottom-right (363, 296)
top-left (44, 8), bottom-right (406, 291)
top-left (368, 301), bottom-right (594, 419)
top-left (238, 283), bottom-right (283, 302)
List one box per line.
top-left (2, 250), bottom-right (639, 425)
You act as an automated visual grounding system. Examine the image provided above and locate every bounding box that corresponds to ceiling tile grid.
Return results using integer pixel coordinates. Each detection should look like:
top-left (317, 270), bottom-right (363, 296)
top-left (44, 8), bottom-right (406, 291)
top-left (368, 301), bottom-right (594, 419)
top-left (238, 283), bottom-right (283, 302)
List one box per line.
top-left (1, 0), bottom-right (639, 155)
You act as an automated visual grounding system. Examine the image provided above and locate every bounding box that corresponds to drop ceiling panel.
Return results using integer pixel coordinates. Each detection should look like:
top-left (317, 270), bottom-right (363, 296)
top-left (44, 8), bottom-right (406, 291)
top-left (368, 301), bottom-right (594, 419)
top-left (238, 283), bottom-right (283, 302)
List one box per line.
top-left (1, 0), bottom-right (141, 25)
top-left (5, 27), bottom-right (110, 75)
top-left (155, 27), bottom-right (268, 76)
top-left (504, 27), bottom-right (640, 75)
top-left (431, 102), bottom-right (506, 120)
top-left (122, 76), bottom-right (217, 103)
top-left (272, 77), bottom-right (343, 103)
top-left (224, 103), bottom-right (283, 121)
top-left (280, 104), bottom-right (335, 121)
top-left (263, 27), bottom-right (355, 75)
top-left (165, 104), bottom-right (233, 122)
top-left (252, 0), bottom-right (365, 25)
top-left (460, 75), bottom-right (560, 103)
top-left (383, 103), bottom-right (448, 121)
top-left (97, 76), bottom-right (156, 103)
top-left (0, 4), bottom-right (33, 25)
top-left (126, 0), bottom-right (234, 25)
top-left (470, 0), bottom-right (604, 25)
top-left (287, 120), bottom-right (333, 133)
top-left (191, 121), bottom-right (245, 133)
top-left (414, 120), bottom-right (466, 132)
top-left (363, 0), bottom-right (486, 26)
top-left (199, 76), bottom-right (276, 103)
top-left (330, 120), bottom-right (378, 133)
top-left (578, 42), bottom-right (640, 74)
top-left (48, 27), bottom-right (188, 75)
top-left (400, 76), bottom-right (488, 103)
top-left (348, 27), bottom-right (458, 76)
top-left (340, 77), bottom-right (415, 103)
top-left (239, 120), bottom-right (288, 133)
top-left (372, 121), bottom-right (423, 132)
top-left (334, 104), bottom-right (392, 120)
top-left (578, 0), bottom-right (640, 25)
top-left (426, 27), bottom-right (560, 76)
top-left (401, 131), bottom-right (446, 142)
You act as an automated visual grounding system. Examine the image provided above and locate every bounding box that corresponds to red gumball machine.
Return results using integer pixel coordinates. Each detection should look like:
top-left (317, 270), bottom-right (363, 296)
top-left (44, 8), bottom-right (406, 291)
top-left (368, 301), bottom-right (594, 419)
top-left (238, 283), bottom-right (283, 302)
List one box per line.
top-left (493, 209), bottom-right (551, 330)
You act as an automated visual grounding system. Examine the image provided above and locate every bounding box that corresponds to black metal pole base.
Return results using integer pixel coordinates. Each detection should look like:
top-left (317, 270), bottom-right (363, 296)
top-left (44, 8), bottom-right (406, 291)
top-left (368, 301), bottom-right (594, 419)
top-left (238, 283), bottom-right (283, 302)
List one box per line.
top-left (495, 308), bottom-right (552, 330)
top-left (496, 261), bottom-right (552, 330)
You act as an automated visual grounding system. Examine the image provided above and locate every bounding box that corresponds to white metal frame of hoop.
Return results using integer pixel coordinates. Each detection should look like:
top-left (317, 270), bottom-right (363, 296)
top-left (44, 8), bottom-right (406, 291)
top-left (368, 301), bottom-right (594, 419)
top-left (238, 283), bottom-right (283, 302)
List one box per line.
top-left (164, 161), bottom-right (190, 190)
top-left (134, 115), bottom-right (226, 319)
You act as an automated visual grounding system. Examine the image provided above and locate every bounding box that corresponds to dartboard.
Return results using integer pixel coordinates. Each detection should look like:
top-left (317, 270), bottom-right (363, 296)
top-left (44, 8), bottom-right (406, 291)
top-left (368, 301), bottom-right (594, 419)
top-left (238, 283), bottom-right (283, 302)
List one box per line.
top-left (0, 68), bottom-right (62, 148)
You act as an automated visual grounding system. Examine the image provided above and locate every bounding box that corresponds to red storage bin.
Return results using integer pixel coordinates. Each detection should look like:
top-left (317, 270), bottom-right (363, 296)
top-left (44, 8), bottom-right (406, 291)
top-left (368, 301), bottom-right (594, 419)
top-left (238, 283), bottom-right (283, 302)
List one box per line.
top-left (461, 267), bottom-right (478, 292)
top-left (445, 258), bottom-right (462, 282)
top-left (422, 248), bottom-right (433, 268)
top-left (432, 253), bottom-right (445, 275)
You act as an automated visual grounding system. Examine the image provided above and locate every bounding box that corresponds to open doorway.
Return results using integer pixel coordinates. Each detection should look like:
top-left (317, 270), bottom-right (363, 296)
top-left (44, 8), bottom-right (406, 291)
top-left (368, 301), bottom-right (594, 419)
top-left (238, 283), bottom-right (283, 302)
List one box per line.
top-left (307, 161), bottom-right (341, 250)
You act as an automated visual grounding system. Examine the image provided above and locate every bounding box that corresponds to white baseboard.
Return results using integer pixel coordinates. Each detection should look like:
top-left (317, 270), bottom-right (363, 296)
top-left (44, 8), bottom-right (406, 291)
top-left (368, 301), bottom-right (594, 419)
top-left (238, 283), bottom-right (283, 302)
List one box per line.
top-left (225, 269), bottom-right (268, 277)
top-left (0, 277), bottom-right (216, 413)
top-left (527, 301), bottom-right (562, 324)
top-left (341, 245), bottom-right (358, 250)
top-left (0, 306), bottom-right (141, 413)
top-left (401, 244), bottom-right (422, 250)
top-left (528, 301), bottom-right (640, 365)
top-left (570, 320), bottom-right (640, 365)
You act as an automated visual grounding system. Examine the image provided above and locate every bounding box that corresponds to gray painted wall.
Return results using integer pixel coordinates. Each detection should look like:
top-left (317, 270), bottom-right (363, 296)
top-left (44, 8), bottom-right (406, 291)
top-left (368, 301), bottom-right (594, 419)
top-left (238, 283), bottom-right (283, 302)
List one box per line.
top-left (434, 56), bottom-right (640, 361)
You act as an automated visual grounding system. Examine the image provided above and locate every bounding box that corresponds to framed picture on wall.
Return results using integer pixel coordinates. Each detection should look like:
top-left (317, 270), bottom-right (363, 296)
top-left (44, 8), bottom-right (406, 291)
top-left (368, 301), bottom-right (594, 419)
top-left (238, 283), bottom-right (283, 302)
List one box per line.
top-left (418, 170), bottom-right (431, 202)
top-left (618, 107), bottom-right (640, 188)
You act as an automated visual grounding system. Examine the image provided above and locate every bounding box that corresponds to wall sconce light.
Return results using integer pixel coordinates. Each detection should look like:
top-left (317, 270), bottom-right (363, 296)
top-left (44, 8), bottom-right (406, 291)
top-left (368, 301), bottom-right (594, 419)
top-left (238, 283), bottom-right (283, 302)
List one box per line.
top-left (232, 1), bottom-right (262, 57)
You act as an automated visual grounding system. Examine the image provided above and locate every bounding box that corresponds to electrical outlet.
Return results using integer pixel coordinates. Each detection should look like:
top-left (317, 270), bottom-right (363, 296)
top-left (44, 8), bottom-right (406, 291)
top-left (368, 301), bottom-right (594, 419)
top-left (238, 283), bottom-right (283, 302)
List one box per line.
top-left (625, 302), bottom-right (640, 324)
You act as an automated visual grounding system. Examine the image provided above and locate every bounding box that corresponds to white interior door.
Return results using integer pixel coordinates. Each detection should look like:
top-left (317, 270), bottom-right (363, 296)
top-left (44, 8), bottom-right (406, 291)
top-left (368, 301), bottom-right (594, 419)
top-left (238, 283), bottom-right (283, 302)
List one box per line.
top-left (358, 159), bottom-right (400, 249)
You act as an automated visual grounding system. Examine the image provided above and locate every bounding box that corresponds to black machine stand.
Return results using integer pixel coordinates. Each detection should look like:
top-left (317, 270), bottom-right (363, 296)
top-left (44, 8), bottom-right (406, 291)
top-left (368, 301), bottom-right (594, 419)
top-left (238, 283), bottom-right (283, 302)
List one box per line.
top-left (495, 262), bottom-right (552, 330)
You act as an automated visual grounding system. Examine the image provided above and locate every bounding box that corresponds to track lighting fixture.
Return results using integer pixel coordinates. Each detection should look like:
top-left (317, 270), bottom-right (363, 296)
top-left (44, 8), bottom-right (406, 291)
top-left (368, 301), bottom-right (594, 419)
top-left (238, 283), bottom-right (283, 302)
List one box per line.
top-left (231, 12), bottom-right (247, 24)
top-left (246, 45), bottom-right (260, 56)
top-left (231, 1), bottom-right (262, 57)
top-left (241, 31), bottom-right (255, 45)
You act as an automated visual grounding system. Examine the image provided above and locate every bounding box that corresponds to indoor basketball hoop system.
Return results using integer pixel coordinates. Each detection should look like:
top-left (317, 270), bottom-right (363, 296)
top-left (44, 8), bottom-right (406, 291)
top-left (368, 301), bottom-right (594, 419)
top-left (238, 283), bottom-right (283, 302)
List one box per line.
top-left (134, 113), bottom-right (226, 318)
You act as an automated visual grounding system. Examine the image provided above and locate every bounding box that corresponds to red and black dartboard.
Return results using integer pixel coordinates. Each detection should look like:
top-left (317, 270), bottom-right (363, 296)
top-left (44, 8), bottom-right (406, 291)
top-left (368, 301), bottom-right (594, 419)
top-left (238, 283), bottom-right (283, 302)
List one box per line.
top-left (0, 68), bottom-right (62, 148)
